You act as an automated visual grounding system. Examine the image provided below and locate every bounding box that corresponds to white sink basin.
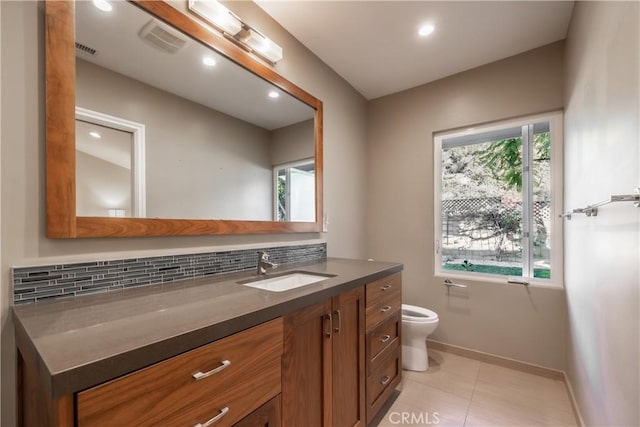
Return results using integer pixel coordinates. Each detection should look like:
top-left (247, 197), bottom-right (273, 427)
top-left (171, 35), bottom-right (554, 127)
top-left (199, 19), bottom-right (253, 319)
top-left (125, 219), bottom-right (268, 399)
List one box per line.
top-left (240, 272), bottom-right (333, 292)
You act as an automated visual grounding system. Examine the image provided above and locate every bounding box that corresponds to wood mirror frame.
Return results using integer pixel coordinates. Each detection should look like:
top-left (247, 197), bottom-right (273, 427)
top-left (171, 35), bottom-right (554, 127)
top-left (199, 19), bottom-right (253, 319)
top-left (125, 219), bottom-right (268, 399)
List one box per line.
top-left (46, 0), bottom-right (323, 238)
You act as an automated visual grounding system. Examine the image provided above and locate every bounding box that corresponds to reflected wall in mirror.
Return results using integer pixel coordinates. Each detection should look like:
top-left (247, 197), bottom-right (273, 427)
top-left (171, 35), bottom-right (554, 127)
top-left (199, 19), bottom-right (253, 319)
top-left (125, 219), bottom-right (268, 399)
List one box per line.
top-left (46, 0), bottom-right (323, 237)
top-left (75, 1), bottom-right (315, 221)
top-left (76, 120), bottom-right (133, 217)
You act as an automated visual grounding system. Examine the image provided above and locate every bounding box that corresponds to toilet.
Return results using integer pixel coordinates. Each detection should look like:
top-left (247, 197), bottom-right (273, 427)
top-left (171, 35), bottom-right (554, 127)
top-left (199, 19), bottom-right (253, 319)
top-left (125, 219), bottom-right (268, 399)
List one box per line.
top-left (401, 304), bottom-right (439, 371)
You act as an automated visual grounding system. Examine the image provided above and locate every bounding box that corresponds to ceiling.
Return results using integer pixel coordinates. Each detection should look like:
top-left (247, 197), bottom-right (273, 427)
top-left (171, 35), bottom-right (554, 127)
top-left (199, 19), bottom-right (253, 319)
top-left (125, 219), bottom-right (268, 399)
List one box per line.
top-left (255, 1), bottom-right (575, 100)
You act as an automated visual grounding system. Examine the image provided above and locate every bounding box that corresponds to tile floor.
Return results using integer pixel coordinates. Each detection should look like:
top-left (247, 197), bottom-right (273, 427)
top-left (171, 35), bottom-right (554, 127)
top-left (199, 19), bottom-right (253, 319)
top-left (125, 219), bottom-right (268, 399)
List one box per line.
top-left (375, 349), bottom-right (578, 427)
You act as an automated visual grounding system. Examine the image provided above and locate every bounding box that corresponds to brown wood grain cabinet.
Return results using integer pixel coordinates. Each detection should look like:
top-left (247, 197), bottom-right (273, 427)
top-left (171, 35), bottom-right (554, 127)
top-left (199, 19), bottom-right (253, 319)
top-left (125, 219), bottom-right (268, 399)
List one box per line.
top-left (281, 287), bottom-right (366, 427)
top-left (18, 319), bottom-right (284, 427)
top-left (233, 395), bottom-right (282, 427)
top-left (365, 272), bottom-right (403, 424)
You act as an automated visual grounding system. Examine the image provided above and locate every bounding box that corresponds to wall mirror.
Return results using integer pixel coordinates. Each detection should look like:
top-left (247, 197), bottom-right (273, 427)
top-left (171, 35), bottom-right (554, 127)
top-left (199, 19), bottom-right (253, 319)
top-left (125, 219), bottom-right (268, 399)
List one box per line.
top-left (46, 0), bottom-right (323, 238)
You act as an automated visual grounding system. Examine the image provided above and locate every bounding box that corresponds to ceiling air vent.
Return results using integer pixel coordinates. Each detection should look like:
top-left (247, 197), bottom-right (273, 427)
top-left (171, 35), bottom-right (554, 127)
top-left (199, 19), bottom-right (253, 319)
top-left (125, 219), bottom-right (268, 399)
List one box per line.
top-left (75, 42), bottom-right (97, 56)
top-left (139, 19), bottom-right (188, 53)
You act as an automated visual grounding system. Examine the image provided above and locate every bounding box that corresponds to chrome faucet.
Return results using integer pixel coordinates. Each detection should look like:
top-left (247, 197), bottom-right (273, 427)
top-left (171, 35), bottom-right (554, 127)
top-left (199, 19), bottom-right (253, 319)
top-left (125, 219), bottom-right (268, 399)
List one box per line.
top-left (256, 251), bottom-right (278, 275)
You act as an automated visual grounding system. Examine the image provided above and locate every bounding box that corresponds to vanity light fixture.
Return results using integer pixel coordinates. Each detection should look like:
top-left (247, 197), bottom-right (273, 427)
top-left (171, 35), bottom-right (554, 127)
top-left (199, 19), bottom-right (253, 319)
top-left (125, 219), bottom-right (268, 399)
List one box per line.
top-left (89, 131), bottom-right (102, 139)
top-left (268, 90), bottom-right (280, 99)
top-left (92, 0), bottom-right (113, 13)
top-left (188, 0), bottom-right (242, 36)
top-left (418, 23), bottom-right (435, 37)
top-left (188, 0), bottom-right (283, 64)
top-left (244, 29), bottom-right (283, 64)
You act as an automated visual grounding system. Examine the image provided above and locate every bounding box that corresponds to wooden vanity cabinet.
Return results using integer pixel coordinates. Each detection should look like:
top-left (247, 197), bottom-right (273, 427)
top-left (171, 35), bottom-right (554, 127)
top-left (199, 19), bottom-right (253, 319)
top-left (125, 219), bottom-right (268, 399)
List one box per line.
top-left (281, 287), bottom-right (365, 427)
top-left (17, 270), bottom-right (403, 427)
top-left (18, 319), bottom-right (284, 427)
top-left (365, 272), bottom-right (402, 425)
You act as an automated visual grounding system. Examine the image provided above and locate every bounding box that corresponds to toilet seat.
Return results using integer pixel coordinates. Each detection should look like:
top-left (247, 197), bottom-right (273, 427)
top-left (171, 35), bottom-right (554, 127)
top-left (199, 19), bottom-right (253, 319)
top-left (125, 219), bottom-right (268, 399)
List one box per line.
top-left (402, 304), bottom-right (438, 323)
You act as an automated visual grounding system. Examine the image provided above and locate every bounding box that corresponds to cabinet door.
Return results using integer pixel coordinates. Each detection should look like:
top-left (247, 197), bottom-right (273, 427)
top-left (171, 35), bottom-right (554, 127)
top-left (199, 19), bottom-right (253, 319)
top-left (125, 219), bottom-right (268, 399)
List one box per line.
top-left (234, 395), bottom-right (281, 427)
top-left (282, 299), bottom-right (333, 427)
top-left (332, 287), bottom-right (365, 427)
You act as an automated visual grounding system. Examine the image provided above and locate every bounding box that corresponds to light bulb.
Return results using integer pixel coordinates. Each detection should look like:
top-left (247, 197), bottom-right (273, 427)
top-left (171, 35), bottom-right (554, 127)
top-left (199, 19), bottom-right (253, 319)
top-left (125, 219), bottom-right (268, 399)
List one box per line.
top-left (418, 24), bottom-right (435, 37)
top-left (202, 56), bottom-right (217, 67)
top-left (92, 0), bottom-right (113, 13)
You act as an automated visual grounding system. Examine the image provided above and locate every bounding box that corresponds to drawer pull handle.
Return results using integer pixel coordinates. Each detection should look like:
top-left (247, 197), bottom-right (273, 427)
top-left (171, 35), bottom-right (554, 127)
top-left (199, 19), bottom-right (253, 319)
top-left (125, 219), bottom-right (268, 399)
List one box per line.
top-left (380, 375), bottom-right (391, 386)
top-left (334, 309), bottom-right (342, 333)
top-left (380, 305), bottom-right (392, 313)
top-left (324, 313), bottom-right (333, 337)
top-left (192, 360), bottom-right (231, 380)
top-left (379, 334), bottom-right (391, 343)
top-left (194, 406), bottom-right (229, 427)
top-left (380, 284), bottom-right (392, 291)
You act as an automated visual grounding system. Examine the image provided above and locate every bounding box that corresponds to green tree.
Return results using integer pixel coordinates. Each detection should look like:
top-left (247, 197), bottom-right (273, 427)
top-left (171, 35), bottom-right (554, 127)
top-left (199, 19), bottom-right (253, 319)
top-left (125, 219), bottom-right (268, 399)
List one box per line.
top-left (277, 176), bottom-right (286, 221)
top-left (477, 132), bottom-right (550, 191)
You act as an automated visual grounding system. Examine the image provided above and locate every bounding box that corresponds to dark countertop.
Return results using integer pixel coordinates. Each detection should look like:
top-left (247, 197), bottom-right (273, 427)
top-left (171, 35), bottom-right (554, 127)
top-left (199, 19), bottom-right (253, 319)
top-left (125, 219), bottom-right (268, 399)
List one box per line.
top-left (13, 257), bottom-right (402, 398)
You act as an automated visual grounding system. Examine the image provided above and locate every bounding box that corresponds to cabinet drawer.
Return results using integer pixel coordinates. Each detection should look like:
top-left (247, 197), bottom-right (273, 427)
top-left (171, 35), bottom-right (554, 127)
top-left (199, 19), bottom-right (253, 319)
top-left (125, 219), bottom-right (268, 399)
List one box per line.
top-left (365, 291), bottom-right (400, 331)
top-left (366, 273), bottom-right (401, 309)
top-left (365, 273), bottom-right (401, 331)
top-left (233, 394), bottom-right (281, 427)
top-left (367, 311), bottom-right (400, 374)
top-left (366, 348), bottom-right (400, 407)
top-left (77, 318), bottom-right (283, 427)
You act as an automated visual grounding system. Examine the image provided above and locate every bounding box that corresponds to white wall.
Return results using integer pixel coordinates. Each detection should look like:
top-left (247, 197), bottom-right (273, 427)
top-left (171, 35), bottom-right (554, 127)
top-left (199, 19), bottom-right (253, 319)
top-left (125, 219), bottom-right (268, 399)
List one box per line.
top-left (564, 2), bottom-right (639, 425)
top-left (367, 42), bottom-right (568, 370)
top-left (0, 1), bottom-right (368, 424)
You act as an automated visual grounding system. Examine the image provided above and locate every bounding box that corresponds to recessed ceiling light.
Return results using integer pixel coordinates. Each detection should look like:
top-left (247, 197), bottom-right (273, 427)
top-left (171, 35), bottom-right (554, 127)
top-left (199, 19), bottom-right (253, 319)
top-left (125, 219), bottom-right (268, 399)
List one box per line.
top-left (92, 0), bottom-right (113, 13)
top-left (89, 131), bottom-right (102, 139)
top-left (268, 91), bottom-right (280, 99)
top-left (202, 56), bottom-right (217, 67)
top-left (418, 24), bottom-right (435, 37)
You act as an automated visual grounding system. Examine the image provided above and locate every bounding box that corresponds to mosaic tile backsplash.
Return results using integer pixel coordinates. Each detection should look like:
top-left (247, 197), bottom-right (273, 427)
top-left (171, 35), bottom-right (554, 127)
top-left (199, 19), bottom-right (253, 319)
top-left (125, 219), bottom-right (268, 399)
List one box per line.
top-left (13, 243), bottom-right (326, 305)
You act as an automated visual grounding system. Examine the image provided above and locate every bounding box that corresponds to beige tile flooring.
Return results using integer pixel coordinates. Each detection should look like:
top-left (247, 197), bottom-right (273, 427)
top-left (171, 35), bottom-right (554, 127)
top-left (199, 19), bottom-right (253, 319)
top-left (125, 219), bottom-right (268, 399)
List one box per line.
top-left (375, 349), bottom-right (578, 427)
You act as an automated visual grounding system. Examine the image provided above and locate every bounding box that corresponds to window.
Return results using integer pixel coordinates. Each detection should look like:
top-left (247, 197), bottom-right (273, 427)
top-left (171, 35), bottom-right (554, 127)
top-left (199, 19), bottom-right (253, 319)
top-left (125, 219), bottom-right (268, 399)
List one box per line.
top-left (434, 112), bottom-right (563, 285)
top-left (274, 159), bottom-right (315, 222)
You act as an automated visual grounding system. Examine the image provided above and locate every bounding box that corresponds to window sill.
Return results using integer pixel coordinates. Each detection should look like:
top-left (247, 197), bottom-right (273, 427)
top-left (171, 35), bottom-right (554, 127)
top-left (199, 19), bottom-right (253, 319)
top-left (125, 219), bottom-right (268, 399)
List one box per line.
top-left (434, 271), bottom-right (564, 290)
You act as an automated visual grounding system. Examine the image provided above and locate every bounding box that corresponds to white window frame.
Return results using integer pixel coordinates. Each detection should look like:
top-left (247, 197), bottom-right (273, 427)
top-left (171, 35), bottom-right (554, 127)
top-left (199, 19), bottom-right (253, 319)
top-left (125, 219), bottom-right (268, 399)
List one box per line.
top-left (273, 158), bottom-right (315, 222)
top-left (433, 111), bottom-right (564, 288)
